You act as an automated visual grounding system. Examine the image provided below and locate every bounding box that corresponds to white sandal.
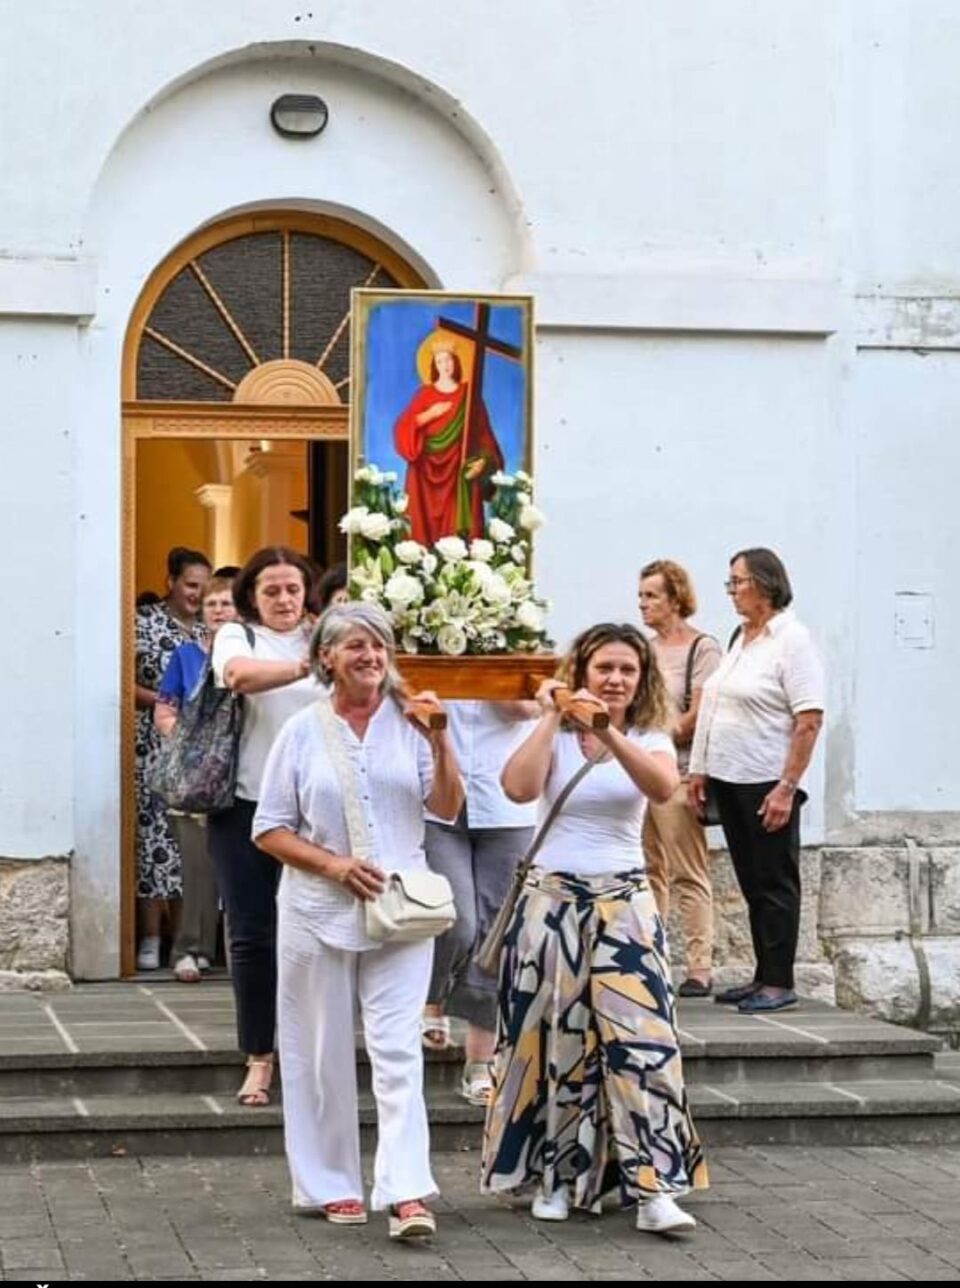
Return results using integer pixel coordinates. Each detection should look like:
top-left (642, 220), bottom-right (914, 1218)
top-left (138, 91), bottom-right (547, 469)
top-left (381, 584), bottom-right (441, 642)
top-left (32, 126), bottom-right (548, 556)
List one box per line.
top-left (421, 1014), bottom-right (451, 1051)
top-left (460, 1060), bottom-right (494, 1106)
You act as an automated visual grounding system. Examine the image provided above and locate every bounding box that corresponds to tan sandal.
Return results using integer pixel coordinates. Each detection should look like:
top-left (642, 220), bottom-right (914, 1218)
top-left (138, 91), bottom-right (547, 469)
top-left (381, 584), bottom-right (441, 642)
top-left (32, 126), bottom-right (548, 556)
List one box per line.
top-left (237, 1055), bottom-right (274, 1107)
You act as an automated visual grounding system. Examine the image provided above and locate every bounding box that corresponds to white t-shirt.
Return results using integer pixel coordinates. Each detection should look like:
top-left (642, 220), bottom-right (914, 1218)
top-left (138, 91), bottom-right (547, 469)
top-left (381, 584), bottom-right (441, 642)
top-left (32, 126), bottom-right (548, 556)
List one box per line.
top-left (535, 728), bottom-right (676, 877)
top-left (425, 701), bottom-right (536, 829)
top-left (212, 621), bottom-right (318, 801)
top-left (252, 697), bottom-right (434, 950)
top-left (689, 608), bottom-right (824, 784)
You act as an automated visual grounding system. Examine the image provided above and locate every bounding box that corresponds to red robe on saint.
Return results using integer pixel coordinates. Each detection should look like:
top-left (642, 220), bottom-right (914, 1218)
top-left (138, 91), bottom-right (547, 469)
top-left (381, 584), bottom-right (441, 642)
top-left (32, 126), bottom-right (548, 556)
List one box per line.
top-left (393, 382), bottom-right (504, 546)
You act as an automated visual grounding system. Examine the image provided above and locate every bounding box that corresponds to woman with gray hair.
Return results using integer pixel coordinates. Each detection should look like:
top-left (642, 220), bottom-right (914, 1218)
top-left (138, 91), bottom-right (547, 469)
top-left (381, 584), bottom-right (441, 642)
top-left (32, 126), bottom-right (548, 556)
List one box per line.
top-left (254, 602), bottom-right (463, 1239)
top-left (689, 548), bottom-right (824, 1014)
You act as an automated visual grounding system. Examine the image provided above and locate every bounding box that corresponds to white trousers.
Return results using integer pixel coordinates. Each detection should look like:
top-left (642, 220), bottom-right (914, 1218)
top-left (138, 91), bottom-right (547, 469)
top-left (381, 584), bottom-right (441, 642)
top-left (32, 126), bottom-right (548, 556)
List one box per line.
top-left (278, 904), bottom-right (437, 1211)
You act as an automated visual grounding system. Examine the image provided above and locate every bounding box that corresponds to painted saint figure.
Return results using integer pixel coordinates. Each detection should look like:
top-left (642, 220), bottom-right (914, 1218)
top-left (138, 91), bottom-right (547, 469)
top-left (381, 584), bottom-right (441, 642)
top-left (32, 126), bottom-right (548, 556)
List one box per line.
top-left (394, 339), bottom-right (504, 546)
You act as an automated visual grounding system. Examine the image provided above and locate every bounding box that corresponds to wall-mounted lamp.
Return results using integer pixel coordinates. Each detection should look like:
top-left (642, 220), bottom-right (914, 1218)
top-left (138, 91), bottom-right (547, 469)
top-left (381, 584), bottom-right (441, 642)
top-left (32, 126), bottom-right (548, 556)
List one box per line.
top-left (270, 94), bottom-right (329, 139)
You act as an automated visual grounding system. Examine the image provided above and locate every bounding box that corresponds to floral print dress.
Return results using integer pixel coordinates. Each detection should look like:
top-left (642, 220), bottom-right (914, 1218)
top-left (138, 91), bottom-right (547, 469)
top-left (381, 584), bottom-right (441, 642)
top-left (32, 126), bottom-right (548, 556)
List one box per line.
top-left (135, 602), bottom-right (205, 900)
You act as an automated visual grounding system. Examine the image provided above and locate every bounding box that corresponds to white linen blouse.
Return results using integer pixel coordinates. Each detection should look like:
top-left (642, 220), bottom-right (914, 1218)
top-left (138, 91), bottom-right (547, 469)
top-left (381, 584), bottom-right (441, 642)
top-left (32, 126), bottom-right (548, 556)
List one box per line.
top-left (689, 608), bottom-right (824, 785)
top-left (252, 695), bottom-right (435, 951)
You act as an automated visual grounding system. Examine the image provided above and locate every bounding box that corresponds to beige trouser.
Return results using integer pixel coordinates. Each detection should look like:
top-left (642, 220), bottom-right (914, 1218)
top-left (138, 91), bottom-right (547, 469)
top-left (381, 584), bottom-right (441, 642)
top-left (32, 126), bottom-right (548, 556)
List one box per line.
top-left (642, 782), bottom-right (714, 974)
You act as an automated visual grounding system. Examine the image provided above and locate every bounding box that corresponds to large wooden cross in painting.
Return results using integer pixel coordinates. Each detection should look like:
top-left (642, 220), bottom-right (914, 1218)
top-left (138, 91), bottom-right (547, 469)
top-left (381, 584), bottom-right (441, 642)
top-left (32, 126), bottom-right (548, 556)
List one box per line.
top-left (436, 303), bottom-right (523, 478)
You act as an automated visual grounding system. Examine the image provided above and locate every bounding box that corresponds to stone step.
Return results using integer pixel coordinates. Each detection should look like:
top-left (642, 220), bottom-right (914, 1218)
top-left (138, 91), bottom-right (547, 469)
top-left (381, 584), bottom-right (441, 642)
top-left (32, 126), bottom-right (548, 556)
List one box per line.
top-left (0, 1035), bottom-right (938, 1098)
top-left (2, 1077), bottom-right (960, 1162)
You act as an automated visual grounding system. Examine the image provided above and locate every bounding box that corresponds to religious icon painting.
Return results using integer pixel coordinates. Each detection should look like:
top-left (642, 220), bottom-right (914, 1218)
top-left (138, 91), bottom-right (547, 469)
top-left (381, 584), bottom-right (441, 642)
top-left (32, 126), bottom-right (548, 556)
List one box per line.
top-left (349, 290), bottom-right (534, 548)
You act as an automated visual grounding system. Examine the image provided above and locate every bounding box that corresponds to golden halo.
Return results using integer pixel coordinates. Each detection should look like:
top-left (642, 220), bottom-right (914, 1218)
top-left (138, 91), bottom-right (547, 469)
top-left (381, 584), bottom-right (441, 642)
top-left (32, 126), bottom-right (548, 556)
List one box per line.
top-left (415, 327), bottom-right (475, 386)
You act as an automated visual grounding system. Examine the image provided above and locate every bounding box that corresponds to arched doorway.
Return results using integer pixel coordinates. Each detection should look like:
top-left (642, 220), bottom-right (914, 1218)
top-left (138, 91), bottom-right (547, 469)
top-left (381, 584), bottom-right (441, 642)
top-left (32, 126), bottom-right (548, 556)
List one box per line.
top-left (121, 210), bottom-right (425, 973)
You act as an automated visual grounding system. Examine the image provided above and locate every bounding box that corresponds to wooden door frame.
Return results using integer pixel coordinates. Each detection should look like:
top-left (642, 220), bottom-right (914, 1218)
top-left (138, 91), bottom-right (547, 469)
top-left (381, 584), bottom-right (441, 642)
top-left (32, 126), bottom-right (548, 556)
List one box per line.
top-left (120, 402), bottom-right (348, 974)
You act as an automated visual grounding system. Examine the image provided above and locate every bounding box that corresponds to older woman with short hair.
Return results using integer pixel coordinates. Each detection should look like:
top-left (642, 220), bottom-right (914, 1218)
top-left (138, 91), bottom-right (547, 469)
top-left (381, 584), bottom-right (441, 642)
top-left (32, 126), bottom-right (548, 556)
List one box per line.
top-left (254, 603), bottom-right (463, 1239)
top-left (689, 548), bottom-right (824, 1014)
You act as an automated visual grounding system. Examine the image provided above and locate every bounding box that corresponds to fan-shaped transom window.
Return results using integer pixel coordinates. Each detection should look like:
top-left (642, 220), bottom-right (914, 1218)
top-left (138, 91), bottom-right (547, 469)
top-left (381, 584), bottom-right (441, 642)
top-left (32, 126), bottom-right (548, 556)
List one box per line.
top-left (133, 219), bottom-right (418, 405)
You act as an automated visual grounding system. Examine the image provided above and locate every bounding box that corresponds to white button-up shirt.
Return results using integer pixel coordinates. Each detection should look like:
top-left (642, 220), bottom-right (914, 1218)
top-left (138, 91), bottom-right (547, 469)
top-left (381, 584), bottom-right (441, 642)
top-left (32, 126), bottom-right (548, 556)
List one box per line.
top-left (689, 609), bottom-right (824, 785)
top-left (253, 696), bottom-right (434, 951)
top-left (426, 701), bottom-right (536, 829)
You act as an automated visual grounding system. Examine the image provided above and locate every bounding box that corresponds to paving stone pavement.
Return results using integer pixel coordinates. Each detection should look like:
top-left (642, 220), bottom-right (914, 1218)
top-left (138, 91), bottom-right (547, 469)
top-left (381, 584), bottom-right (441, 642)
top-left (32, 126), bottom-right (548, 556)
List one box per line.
top-left (1, 1144), bottom-right (960, 1281)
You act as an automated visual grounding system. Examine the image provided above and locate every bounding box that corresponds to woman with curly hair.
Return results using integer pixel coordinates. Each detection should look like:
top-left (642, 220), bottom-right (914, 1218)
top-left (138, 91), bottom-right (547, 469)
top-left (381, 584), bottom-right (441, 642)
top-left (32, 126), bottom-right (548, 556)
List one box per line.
top-left (482, 623), bottom-right (708, 1234)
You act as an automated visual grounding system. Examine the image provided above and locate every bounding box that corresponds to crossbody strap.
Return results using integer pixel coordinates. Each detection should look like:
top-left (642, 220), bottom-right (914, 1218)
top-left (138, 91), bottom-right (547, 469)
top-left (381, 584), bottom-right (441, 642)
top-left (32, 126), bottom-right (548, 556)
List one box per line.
top-left (682, 634), bottom-right (705, 713)
top-left (315, 695), bottom-right (375, 862)
top-left (510, 748), bottom-right (604, 888)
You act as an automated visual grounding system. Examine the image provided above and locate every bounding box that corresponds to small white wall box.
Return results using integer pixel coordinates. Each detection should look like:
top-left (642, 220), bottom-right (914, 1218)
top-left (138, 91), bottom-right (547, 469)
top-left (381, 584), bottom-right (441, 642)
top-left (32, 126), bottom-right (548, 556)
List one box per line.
top-left (894, 592), bottom-right (934, 649)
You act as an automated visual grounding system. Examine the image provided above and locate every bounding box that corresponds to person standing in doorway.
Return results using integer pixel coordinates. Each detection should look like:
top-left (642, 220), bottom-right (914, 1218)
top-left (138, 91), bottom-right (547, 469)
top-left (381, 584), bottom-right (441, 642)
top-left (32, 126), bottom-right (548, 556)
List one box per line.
top-left (134, 546), bottom-right (211, 970)
top-left (639, 560), bottom-right (722, 997)
top-left (154, 574), bottom-right (238, 982)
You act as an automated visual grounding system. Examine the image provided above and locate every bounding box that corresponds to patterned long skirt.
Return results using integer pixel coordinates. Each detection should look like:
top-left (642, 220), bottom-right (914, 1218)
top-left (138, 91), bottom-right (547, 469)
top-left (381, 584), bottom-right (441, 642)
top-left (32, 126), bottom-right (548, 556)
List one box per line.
top-left (481, 868), bottom-right (708, 1210)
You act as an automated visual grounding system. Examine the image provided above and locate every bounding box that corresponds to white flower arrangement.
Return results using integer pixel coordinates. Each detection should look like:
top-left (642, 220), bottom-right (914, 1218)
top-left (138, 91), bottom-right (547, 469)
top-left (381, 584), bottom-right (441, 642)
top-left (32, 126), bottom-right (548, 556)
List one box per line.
top-left (341, 464), bottom-right (552, 656)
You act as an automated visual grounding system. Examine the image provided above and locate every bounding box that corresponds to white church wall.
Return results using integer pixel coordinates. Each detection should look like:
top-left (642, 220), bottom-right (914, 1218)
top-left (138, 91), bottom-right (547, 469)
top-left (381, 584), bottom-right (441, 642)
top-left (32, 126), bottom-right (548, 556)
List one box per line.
top-left (0, 321), bottom-right (75, 859)
top-left (850, 348), bottom-right (959, 815)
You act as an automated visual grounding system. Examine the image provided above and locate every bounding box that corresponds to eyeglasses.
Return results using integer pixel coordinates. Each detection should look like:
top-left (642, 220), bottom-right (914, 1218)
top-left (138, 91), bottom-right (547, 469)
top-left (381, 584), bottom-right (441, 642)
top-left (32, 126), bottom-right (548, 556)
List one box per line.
top-left (724, 576), bottom-right (753, 591)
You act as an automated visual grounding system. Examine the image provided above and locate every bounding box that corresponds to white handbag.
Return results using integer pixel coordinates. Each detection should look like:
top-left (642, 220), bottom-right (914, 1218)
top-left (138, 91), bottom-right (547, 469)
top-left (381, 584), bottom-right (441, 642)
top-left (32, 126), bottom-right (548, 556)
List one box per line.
top-left (315, 695), bottom-right (456, 944)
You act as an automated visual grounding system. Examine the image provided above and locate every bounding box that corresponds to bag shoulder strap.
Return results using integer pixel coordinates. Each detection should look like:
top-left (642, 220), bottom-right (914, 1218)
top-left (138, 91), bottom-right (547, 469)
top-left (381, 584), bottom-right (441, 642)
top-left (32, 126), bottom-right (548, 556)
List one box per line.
top-left (315, 696), bottom-right (374, 861)
top-left (728, 623), bottom-right (743, 651)
top-left (511, 747), bottom-right (603, 888)
top-left (682, 634), bottom-right (706, 713)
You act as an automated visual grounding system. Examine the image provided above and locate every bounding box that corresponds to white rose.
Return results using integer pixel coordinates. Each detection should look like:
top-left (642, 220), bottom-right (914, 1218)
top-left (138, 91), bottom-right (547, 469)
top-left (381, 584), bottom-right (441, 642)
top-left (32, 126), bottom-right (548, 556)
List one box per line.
top-left (518, 503), bottom-right (546, 532)
top-left (437, 624), bottom-right (468, 656)
top-left (515, 469), bottom-right (532, 484)
top-left (401, 633), bottom-right (419, 654)
top-left (490, 470), bottom-right (514, 487)
top-left (394, 493), bottom-right (409, 515)
top-left (421, 552), bottom-right (439, 576)
top-left (465, 559), bottom-right (495, 586)
top-left (481, 574), bottom-right (512, 606)
top-left (516, 600), bottom-right (545, 632)
top-left (395, 540), bottom-right (426, 565)
top-left (469, 538), bottom-right (494, 562)
top-left (360, 586), bottom-right (382, 603)
top-left (384, 571), bottom-right (424, 608)
top-left (511, 544), bottom-right (527, 565)
top-left (358, 511), bottom-right (392, 542)
top-left (435, 536), bottom-right (468, 562)
top-left (338, 505), bottom-right (369, 535)
top-left (488, 517), bottom-right (515, 544)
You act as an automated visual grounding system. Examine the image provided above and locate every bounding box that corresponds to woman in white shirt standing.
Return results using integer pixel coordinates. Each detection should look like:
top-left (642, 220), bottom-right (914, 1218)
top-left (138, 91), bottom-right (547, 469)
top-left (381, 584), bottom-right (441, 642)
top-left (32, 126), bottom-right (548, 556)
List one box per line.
top-left (253, 603), bottom-right (463, 1239)
top-left (689, 548), bottom-right (824, 1015)
top-left (209, 547), bottom-right (319, 1107)
top-left (482, 623), bottom-right (708, 1235)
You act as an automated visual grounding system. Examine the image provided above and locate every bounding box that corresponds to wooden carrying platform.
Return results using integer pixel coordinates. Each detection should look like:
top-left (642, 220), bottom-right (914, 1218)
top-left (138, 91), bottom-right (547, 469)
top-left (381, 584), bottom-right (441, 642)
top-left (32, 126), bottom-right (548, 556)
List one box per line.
top-left (396, 653), bottom-right (559, 699)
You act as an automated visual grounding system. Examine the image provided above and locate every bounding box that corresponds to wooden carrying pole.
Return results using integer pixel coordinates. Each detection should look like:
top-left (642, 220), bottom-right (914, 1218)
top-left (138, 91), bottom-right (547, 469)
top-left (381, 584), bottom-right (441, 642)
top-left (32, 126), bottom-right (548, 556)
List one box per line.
top-left (551, 687), bottom-right (610, 730)
top-left (396, 683), bottom-right (448, 731)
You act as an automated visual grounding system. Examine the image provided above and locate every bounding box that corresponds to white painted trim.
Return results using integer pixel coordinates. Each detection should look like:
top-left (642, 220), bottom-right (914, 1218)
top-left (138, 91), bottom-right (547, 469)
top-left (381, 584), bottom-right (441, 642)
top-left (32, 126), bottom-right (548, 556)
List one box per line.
top-left (0, 256), bottom-right (97, 320)
top-left (855, 294), bottom-right (960, 350)
top-left (504, 269), bottom-right (840, 336)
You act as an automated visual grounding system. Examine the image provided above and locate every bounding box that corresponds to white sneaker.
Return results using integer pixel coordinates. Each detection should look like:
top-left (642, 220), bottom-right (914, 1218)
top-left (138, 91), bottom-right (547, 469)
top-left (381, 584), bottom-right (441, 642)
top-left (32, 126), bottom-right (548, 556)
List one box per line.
top-left (531, 1185), bottom-right (569, 1222)
top-left (196, 955), bottom-right (212, 972)
top-left (136, 936), bottom-right (161, 971)
top-left (635, 1194), bottom-right (696, 1234)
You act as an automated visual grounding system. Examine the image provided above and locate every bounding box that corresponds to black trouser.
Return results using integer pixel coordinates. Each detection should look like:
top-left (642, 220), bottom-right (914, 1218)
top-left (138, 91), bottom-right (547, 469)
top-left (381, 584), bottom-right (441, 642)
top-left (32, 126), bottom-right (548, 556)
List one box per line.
top-left (710, 779), bottom-right (804, 991)
top-left (207, 798), bottom-right (281, 1054)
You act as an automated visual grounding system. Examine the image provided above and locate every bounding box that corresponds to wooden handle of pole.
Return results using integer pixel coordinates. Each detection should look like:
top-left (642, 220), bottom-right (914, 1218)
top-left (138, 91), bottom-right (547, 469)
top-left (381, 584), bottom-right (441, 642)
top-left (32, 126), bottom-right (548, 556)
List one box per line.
top-left (551, 687), bottom-right (610, 730)
top-left (396, 684), bottom-right (448, 732)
